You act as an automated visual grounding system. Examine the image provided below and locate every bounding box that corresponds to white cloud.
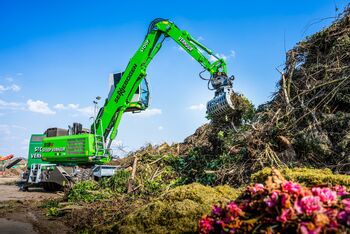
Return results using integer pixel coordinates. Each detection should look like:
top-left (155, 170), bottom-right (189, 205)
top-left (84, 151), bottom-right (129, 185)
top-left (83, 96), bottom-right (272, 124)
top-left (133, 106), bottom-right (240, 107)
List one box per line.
top-left (68, 104), bottom-right (79, 109)
top-left (0, 84), bottom-right (21, 93)
top-left (54, 103), bottom-right (80, 110)
top-left (209, 50), bottom-right (236, 62)
top-left (0, 99), bottom-right (23, 110)
top-left (158, 126), bottom-right (164, 131)
top-left (197, 36), bottom-right (204, 41)
top-left (54, 103), bottom-right (94, 117)
top-left (188, 103), bottom-right (206, 111)
top-left (11, 84), bottom-right (20, 92)
top-left (27, 99), bottom-right (56, 115)
top-left (133, 108), bottom-right (162, 117)
top-left (77, 106), bottom-right (94, 117)
top-left (54, 104), bottom-right (65, 110)
top-left (0, 124), bottom-right (26, 135)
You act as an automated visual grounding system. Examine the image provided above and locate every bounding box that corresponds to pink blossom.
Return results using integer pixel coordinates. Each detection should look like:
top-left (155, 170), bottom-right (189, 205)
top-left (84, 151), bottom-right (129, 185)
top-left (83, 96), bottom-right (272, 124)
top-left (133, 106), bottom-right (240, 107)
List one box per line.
top-left (211, 205), bottom-right (222, 217)
top-left (281, 193), bottom-right (290, 208)
top-left (342, 198), bottom-right (350, 213)
top-left (265, 191), bottom-right (279, 207)
top-left (337, 210), bottom-right (350, 226)
top-left (324, 207), bottom-right (339, 222)
top-left (333, 185), bottom-right (348, 196)
top-left (312, 187), bottom-right (337, 205)
top-left (300, 222), bottom-right (322, 234)
top-left (336, 198), bottom-right (350, 226)
top-left (249, 183), bottom-right (265, 194)
top-left (294, 200), bottom-right (303, 214)
top-left (329, 219), bottom-right (339, 229)
top-left (277, 208), bottom-right (291, 223)
top-left (226, 201), bottom-right (242, 218)
top-left (199, 216), bottom-right (214, 233)
top-left (282, 181), bottom-right (301, 195)
top-left (299, 196), bottom-right (322, 215)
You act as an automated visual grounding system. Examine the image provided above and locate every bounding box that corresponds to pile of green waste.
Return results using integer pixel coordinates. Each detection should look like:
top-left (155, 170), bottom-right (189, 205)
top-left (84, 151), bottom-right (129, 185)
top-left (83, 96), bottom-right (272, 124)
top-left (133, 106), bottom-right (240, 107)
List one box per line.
top-left (145, 6), bottom-right (350, 187)
top-left (114, 183), bottom-right (240, 234)
top-left (251, 167), bottom-right (350, 187)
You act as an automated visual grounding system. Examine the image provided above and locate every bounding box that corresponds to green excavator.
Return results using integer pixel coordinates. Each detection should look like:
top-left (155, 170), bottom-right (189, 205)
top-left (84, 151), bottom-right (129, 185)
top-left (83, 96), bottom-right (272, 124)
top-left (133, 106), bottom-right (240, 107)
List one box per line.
top-left (21, 18), bottom-right (236, 191)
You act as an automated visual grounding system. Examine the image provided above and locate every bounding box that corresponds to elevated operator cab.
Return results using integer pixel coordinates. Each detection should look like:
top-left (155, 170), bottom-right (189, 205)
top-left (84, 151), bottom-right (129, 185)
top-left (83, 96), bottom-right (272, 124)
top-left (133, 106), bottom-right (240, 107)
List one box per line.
top-left (108, 72), bottom-right (150, 112)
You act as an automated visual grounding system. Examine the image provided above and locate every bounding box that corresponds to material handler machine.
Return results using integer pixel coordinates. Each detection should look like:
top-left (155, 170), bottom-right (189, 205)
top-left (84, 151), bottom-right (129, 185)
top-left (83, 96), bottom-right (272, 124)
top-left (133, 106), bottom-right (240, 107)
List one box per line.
top-left (22, 18), bottom-right (236, 191)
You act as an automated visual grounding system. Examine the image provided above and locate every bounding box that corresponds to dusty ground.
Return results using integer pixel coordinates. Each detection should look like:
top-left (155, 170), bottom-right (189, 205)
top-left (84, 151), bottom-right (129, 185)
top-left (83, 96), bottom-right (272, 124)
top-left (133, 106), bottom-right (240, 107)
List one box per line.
top-left (0, 177), bottom-right (61, 202)
top-left (0, 177), bottom-right (71, 234)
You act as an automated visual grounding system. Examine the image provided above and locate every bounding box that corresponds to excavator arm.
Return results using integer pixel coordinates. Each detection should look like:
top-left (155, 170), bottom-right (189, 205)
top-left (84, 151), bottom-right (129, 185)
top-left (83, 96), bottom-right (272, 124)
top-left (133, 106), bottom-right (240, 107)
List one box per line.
top-left (92, 18), bottom-right (235, 149)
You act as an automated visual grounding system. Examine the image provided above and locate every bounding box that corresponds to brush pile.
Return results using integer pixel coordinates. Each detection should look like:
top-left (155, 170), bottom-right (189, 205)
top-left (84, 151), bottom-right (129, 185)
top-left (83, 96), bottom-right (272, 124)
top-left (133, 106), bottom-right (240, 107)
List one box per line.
top-left (210, 7), bottom-right (350, 185)
top-left (119, 8), bottom-right (350, 186)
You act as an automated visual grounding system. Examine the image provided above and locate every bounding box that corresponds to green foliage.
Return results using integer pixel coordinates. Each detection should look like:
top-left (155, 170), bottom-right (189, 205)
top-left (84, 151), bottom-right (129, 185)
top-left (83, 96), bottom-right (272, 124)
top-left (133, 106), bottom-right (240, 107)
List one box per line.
top-left (251, 167), bottom-right (350, 187)
top-left (239, 95), bottom-right (256, 124)
top-left (168, 148), bottom-right (220, 185)
top-left (144, 178), bottom-right (163, 194)
top-left (139, 164), bottom-right (179, 195)
top-left (114, 183), bottom-right (241, 234)
top-left (41, 199), bottom-right (59, 208)
top-left (67, 180), bottom-right (112, 203)
top-left (42, 199), bottom-right (64, 217)
top-left (217, 130), bottom-right (225, 140)
top-left (47, 207), bottom-right (64, 217)
top-left (99, 170), bottom-right (130, 193)
top-left (168, 145), bottom-right (246, 186)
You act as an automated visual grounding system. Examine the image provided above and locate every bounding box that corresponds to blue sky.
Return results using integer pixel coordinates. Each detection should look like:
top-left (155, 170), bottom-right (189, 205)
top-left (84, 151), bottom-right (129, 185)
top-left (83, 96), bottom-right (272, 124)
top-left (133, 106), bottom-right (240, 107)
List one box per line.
top-left (0, 0), bottom-right (348, 158)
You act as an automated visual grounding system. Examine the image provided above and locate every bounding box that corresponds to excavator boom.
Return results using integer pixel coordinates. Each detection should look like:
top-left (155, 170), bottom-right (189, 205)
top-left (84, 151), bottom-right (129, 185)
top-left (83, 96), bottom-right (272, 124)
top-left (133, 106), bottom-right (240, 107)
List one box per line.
top-left (37, 18), bottom-right (236, 165)
top-left (92, 18), bottom-right (236, 150)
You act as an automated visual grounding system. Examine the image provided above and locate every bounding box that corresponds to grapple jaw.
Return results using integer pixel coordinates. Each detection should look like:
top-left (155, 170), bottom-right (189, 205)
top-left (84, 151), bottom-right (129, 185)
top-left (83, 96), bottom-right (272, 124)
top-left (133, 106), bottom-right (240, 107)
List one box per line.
top-left (206, 72), bottom-right (235, 119)
top-left (207, 87), bottom-right (235, 118)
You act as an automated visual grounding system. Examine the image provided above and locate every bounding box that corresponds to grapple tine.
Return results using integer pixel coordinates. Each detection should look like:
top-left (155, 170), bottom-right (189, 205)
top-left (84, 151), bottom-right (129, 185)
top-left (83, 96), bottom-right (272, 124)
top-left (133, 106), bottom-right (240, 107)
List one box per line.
top-left (206, 73), bottom-right (236, 119)
top-left (207, 87), bottom-right (235, 118)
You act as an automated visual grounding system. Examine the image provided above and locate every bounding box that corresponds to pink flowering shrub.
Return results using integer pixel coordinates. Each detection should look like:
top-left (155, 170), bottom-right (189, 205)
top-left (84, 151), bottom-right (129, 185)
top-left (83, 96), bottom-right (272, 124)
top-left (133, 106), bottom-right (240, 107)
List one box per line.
top-left (199, 172), bottom-right (350, 233)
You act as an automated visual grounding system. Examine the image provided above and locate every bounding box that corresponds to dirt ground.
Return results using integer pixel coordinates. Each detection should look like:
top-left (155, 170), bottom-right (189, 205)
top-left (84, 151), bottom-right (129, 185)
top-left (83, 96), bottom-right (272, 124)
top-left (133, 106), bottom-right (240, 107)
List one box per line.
top-left (0, 177), bottom-right (60, 202)
top-left (0, 177), bottom-right (71, 234)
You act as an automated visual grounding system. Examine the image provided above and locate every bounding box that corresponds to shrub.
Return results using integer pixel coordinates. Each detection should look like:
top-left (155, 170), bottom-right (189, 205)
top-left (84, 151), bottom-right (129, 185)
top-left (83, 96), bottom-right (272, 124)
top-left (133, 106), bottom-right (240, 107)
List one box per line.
top-left (99, 169), bottom-right (130, 193)
top-left (67, 180), bottom-right (111, 203)
top-left (199, 169), bottom-right (350, 233)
